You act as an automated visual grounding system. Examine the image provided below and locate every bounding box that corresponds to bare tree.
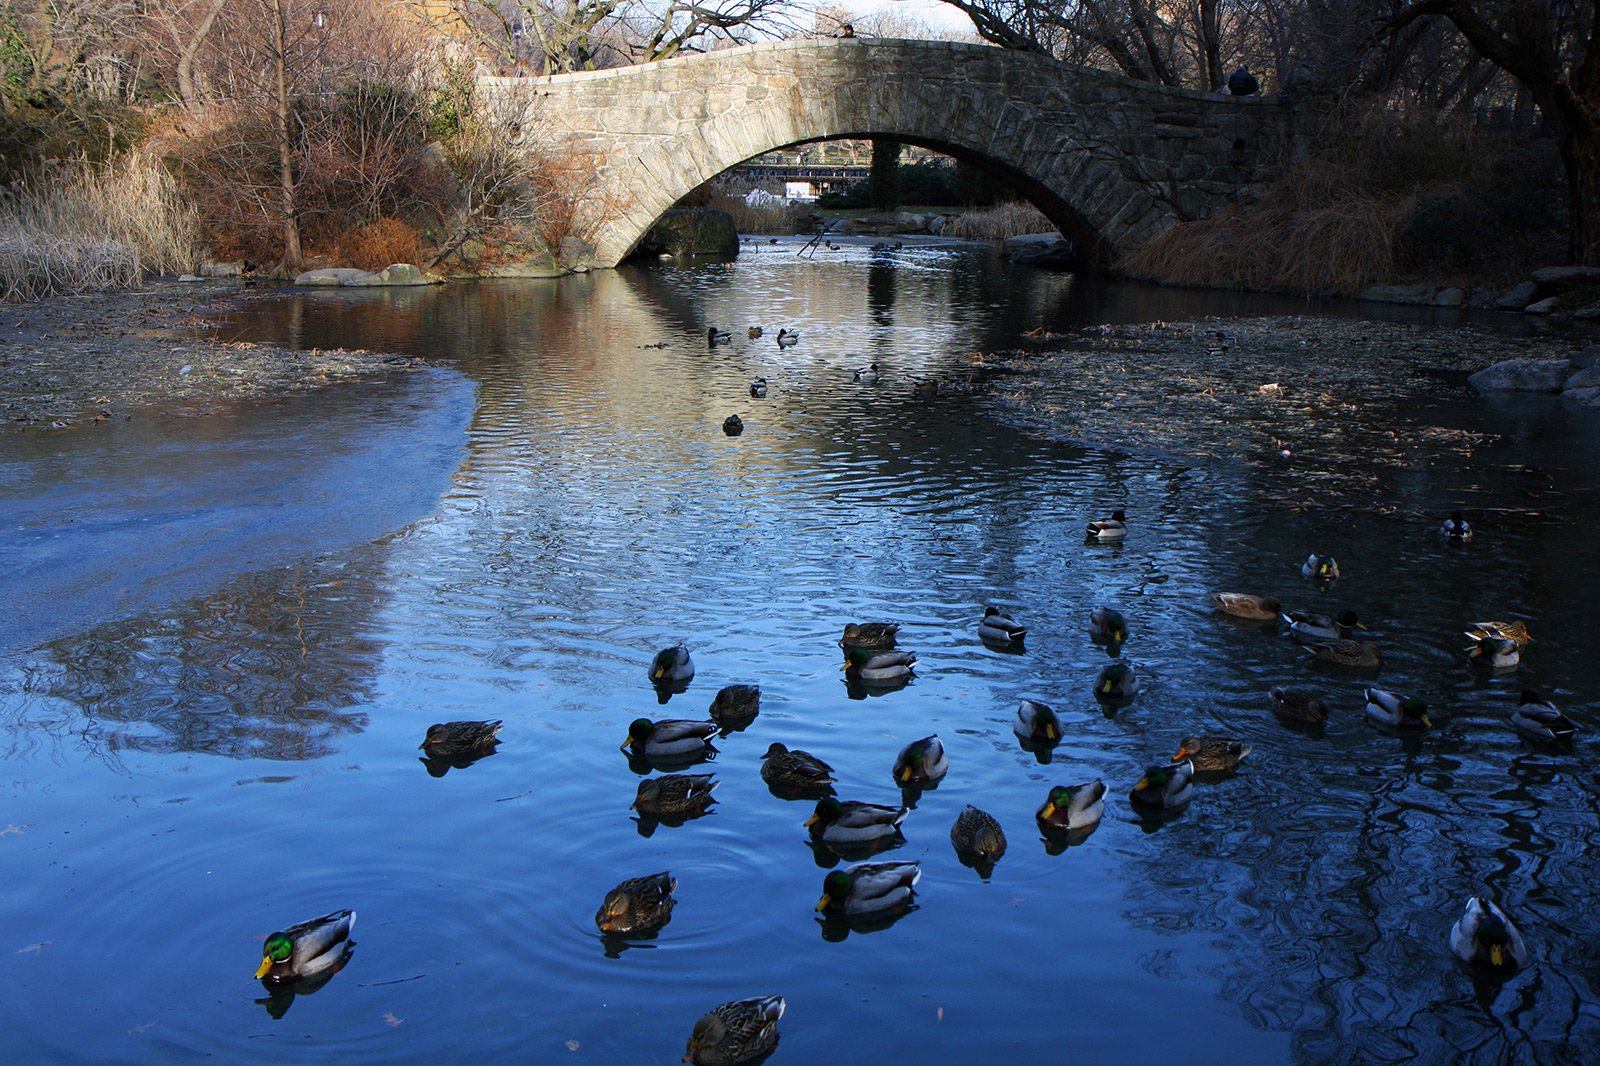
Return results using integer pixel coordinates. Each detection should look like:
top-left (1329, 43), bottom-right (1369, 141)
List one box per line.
top-left (1377, 0), bottom-right (1600, 263)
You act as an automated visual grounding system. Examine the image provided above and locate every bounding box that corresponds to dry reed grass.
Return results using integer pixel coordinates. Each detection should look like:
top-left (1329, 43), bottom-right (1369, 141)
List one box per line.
top-left (942, 201), bottom-right (1054, 241)
top-left (707, 188), bottom-right (805, 234)
top-left (0, 154), bottom-right (201, 301)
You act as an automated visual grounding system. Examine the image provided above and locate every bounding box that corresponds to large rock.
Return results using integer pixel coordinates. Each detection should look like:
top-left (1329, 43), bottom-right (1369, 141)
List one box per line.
top-left (295, 267), bottom-right (369, 286)
top-left (1494, 281), bottom-right (1540, 310)
top-left (1468, 358), bottom-right (1572, 394)
top-left (1561, 385), bottom-right (1600, 407)
top-left (638, 208), bottom-right (739, 258)
top-left (1565, 364), bottom-right (1600, 390)
top-left (1570, 344), bottom-right (1600, 369)
top-left (1531, 265), bottom-right (1600, 285)
top-left (346, 263), bottom-right (439, 286)
top-left (1523, 296), bottom-right (1559, 315)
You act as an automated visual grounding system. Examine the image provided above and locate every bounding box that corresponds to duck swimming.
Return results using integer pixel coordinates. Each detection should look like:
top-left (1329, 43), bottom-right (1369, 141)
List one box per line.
top-left (1211, 592), bottom-right (1282, 621)
top-left (1269, 685), bottom-right (1328, 724)
top-left (843, 646), bottom-right (917, 685)
top-left (1085, 510), bottom-right (1128, 541)
top-left (649, 643), bottom-right (695, 684)
top-left (815, 860), bottom-right (921, 917)
top-left (804, 796), bottom-right (907, 847)
top-left (1302, 554), bottom-right (1340, 582)
top-left (760, 742), bottom-right (836, 795)
top-left (621, 717), bottom-right (718, 760)
top-left (1013, 699), bottom-right (1063, 744)
top-left (1440, 511), bottom-right (1472, 541)
top-left (891, 734), bottom-right (948, 786)
top-left (595, 871), bottom-right (676, 935)
top-left (419, 720), bottom-right (502, 758)
top-left (978, 606), bottom-right (1026, 646)
top-left (1363, 687), bottom-right (1431, 729)
top-left (254, 910), bottom-right (356, 983)
top-left (1450, 896), bottom-right (1528, 973)
top-left (721, 414), bottom-right (743, 436)
top-left (950, 805), bottom-right (1006, 864)
top-left (1130, 760), bottom-right (1194, 810)
top-left (852, 363), bottom-right (880, 383)
top-left (1089, 606), bottom-right (1129, 645)
top-left (776, 329), bottom-right (799, 347)
top-left (632, 774), bottom-right (718, 817)
top-left (1036, 781), bottom-right (1106, 831)
top-left (840, 621), bottom-right (899, 650)
top-left (1094, 661), bottom-right (1138, 701)
top-left (749, 377), bottom-right (767, 398)
top-left (1510, 690), bottom-right (1576, 741)
top-left (683, 995), bottom-right (785, 1066)
top-left (707, 327), bottom-right (732, 347)
top-left (1172, 736), bottom-right (1252, 772)
top-left (1282, 609), bottom-right (1364, 642)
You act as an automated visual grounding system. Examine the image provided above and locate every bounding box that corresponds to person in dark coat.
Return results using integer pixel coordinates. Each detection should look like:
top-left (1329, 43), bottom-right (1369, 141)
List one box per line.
top-left (1228, 67), bottom-right (1260, 96)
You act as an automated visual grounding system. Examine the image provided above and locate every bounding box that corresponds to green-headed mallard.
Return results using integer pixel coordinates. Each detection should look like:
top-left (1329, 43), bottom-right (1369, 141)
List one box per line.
top-left (1511, 690), bottom-right (1577, 741)
top-left (1036, 781), bottom-right (1105, 831)
top-left (1283, 609), bottom-right (1364, 642)
top-left (419, 720), bottom-right (502, 757)
top-left (1130, 760), bottom-right (1194, 809)
top-left (760, 742), bottom-right (835, 795)
top-left (1467, 635), bottom-right (1520, 671)
top-left (1304, 637), bottom-right (1381, 668)
top-left (1302, 553), bottom-right (1340, 581)
top-left (891, 734), bottom-right (948, 786)
top-left (596, 871), bottom-right (676, 935)
top-left (1173, 735), bottom-right (1252, 772)
top-left (978, 606), bottom-right (1026, 646)
top-left (1086, 509), bottom-right (1127, 541)
top-left (632, 774), bottom-right (718, 817)
top-left (254, 909), bottom-right (355, 983)
top-left (1467, 620), bottom-right (1532, 647)
top-left (1363, 687), bottom-right (1431, 729)
top-left (1441, 511), bottom-right (1473, 541)
top-left (815, 860), bottom-right (920, 916)
top-left (1089, 606), bottom-right (1129, 645)
top-left (804, 796), bottom-right (907, 846)
top-left (852, 363), bottom-right (880, 383)
top-left (683, 994), bottom-right (785, 1066)
top-left (1211, 592), bottom-right (1281, 621)
top-left (1013, 699), bottom-right (1062, 744)
top-left (776, 328), bottom-right (799, 347)
top-left (1093, 661), bottom-right (1138, 701)
top-left (840, 621), bottom-right (899, 650)
top-left (1450, 896), bottom-right (1528, 973)
top-left (649, 643), bottom-right (696, 684)
top-left (621, 717), bottom-right (717, 759)
top-left (722, 415), bottom-right (743, 436)
top-left (708, 684), bottom-right (760, 728)
top-left (1269, 685), bottom-right (1328, 724)
top-left (749, 377), bottom-right (768, 398)
top-left (843, 646), bottom-right (916, 685)
top-left (707, 327), bottom-right (732, 347)
top-left (949, 805), bottom-right (1006, 863)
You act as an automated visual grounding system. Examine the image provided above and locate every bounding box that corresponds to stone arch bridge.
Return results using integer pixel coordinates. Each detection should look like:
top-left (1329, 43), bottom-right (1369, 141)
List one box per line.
top-left (484, 39), bottom-right (1297, 269)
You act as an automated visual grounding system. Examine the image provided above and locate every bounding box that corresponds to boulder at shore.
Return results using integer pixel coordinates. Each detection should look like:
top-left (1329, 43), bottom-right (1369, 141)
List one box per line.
top-left (1467, 358), bottom-right (1572, 394)
top-left (637, 209), bottom-right (739, 258)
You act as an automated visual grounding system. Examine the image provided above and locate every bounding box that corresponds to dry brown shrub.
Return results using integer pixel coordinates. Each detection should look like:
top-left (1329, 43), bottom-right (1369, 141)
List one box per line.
top-left (326, 218), bottom-right (423, 270)
top-left (943, 201), bottom-right (1054, 241)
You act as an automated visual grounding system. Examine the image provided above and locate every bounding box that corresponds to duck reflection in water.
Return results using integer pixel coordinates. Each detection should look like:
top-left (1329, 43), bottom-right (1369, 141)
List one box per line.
top-left (255, 955), bottom-right (352, 1019)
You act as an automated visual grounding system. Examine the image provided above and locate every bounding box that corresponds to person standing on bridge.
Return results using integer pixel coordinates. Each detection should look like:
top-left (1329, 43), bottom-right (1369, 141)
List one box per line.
top-left (837, 23), bottom-right (854, 38)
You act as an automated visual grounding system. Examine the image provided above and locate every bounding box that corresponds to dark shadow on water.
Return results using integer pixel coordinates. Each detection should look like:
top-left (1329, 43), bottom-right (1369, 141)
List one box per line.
top-left (651, 679), bottom-right (692, 704)
top-left (255, 944), bottom-right (355, 1019)
top-left (817, 904), bottom-right (917, 941)
top-left (632, 808), bottom-right (715, 837)
top-left (419, 748), bottom-right (499, 778)
top-left (623, 747), bottom-right (717, 776)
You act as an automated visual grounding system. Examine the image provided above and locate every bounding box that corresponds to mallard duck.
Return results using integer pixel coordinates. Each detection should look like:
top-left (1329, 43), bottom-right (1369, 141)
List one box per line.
top-left (1211, 592), bottom-right (1281, 621)
top-left (1130, 760), bottom-right (1194, 810)
top-left (891, 734), bottom-right (948, 785)
top-left (1036, 781), bottom-right (1105, 830)
top-left (707, 327), bottom-right (732, 347)
top-left (1450, 896), bottom-right (1528, 973)
top-left (1440, 511), bottom-right (1473, 541)
top-left (843, 646), bottom-right (916, 685)
top-left (1085, 509), bottom-right (1128, 541)
top-left (805, 796), bottom-right (907, 846)
top-left (1304, 637), bottom-right (1382, 668)
top-left (747, 326), bottom-right (763, 339)
top-left (595, 871), bottom-right (676, 935)
top-left (852, 362), bottom-right (880, 383)
top-left (632, 774), bottom-right (718, 817)
top-left (1093, 661), bottom-right (1138, 701)
top-left (1283, 609), bottom-right (1364, 642)
top-left (1013, 699), bottom-right (1063, 744)
top-left (254, 910), bottom-right (355, 983)
top-left (684, 995), bottom-right (785, 1066)
top-left (621, 718), bottom-right (718, 759)
top-left (1089, 606), bottom-right (1129, 645)
top-left (649, 643), bottom-right (695, 684)
top-left (760, 742), bottom-right (835, 794)
top-left (1466, 620), bottom-right (1532, 647)
top-left (419, 720), bottom-right (502, 757)
top-left (1467, 636), bottom-right (1519, 670)
top-left (840, 621), bottom-right (899, 650)
top-left (978, 606), bottom-right (1026, 646)
top-left (749, 377), bottom-right (767, 398)
top-left (1269, 685), bottom-right (1328, 724)
top-left (949, 805), bottom-right (1006, 863)
top-left (708, 684), bottom-right (760, 727)
top-left (1302, 554), bottom-right (1340, 581)
top-left (1510, 690), bottom-right (1577, 741)
top-left (722, 414), bottom-right (743, 436)
top-left (776, 328), bottom-right (799, 347)
top-left (912, 379), bottom-right (939, 399)
top-left (1173, 736), bottom-right (1252, 772)
top-left (815, 860), bottom-right (920, 917)
top-left (1364, 687), bottom-right (1431, 729)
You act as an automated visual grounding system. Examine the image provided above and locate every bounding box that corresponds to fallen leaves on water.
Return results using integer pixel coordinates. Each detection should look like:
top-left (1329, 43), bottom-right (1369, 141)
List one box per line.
top-left (384, 1012), bottom-right (404, 1028)
top-left (565, 1039), bottom-right (581, 1051)
top-left (16, 940), bottom-right (51, 954)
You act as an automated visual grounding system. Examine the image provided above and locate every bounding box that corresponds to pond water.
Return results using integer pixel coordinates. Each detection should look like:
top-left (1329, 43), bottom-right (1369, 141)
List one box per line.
top-left (3, 240), bottom-right (1598, 1063)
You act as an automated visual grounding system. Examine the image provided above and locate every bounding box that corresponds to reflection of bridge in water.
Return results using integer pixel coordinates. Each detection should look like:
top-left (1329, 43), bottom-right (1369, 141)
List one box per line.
top-left (491, 39), bottom-right (1305, 268)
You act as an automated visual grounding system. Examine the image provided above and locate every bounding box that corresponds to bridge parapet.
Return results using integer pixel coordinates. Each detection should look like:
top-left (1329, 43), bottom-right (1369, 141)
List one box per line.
top-left (483, 39), bottom-right (1288, 268)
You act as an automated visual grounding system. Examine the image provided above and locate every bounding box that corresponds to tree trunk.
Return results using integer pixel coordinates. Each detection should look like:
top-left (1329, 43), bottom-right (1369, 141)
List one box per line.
top-left (175, 0), bottom-right (227, 105)
top-left (270, 0), bottom-right (302, 270)
top-left (869, 138), bottom-right (900, 211)
top-left (1561, 130), bottom-right (1600, 266)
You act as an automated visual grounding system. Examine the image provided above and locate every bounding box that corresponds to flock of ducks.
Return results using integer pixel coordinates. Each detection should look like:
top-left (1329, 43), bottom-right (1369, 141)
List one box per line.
top-left (250, 502), bottom-right (1563, 1059)
top-left (702, 326), bottom-right (916, 434)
